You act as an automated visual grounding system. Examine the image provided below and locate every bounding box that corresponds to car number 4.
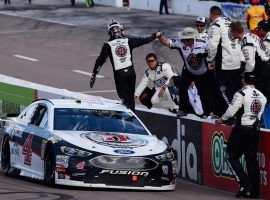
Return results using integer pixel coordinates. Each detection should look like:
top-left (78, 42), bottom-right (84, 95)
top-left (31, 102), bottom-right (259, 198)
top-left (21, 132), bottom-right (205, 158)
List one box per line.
top-left (22, 134), bottom-right (33, 165)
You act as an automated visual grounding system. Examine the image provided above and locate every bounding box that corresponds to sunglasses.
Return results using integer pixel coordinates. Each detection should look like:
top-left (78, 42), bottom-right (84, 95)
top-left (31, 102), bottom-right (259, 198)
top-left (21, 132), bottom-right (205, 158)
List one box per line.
top-left (147, 59), bottom-right (156, 63)
top-left (196, 24), bottom-right (205, 27)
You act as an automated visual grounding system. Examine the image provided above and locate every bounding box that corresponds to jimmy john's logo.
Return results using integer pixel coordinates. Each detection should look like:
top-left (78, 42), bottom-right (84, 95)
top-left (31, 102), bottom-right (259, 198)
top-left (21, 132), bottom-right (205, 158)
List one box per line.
top-left (81, 132), bottom-right (148, 148)
top-left (100, 170), bottom-right (149, 177)
top-left (211, 131), bottom-right (246, 179)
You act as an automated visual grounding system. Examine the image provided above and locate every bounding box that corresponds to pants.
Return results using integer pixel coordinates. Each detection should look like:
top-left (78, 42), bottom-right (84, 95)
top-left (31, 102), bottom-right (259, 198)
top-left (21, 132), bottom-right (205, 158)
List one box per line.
top-left (114, 67), bottom-right (136, 112)
top-left (159, 0), bottom-right (169, 14)
top-left (151, 87), bottom-right (179, 110)
top-left (226, 125), bottom-right (260, 196)
top-left (4, 0), bottom-right (10, 4)
top-left (213, 68), bottom-right (243, 116)
top-left (178, 69), bottom-right (216, 115)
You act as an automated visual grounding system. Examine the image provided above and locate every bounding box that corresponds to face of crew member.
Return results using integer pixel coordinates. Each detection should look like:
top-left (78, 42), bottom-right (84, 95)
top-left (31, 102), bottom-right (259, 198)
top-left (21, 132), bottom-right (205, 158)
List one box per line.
top-left (230, 29), bottom-right (239, 40)
top-left (146, 57), bottom-right (158, 70)
top-left (196, 23), bottom-right (206, 33)
top-left (182, 38), bottom-right (195, 48)
top-left (258, 28), bottom-right (267, 38)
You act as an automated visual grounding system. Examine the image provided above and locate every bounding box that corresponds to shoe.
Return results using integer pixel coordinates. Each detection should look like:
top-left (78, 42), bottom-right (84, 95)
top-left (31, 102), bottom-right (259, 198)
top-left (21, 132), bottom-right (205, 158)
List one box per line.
top-left (169, 109), bottom-right (178, 114)
top-left (166, 12), bottom-right (170, 15)
top-left (159, 13), bottom-right (163, 15)
top-left (177, 110), bottom-right (187, 117)
top-left (235, 187), bottom-right (251, 198)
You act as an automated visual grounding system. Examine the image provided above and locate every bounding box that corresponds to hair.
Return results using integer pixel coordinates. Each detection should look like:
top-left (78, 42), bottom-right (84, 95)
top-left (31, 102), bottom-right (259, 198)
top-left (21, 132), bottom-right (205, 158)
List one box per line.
top-left (210, 6), bottom-right (221, 16)
top-left (145, 53), bottom-right (157, 60)
top-left (230, 21), bottom-right (244, 34)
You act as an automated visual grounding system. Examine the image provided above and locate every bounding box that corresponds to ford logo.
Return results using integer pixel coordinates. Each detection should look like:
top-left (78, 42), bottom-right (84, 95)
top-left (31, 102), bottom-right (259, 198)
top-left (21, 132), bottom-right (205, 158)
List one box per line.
top-left (114, 149), bottom-right (135, 154)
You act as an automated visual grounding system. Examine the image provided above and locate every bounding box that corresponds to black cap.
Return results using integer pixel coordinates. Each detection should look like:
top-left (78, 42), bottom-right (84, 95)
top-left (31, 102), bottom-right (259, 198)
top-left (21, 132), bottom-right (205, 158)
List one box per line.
top-left (241, 72), bottom-right (255, 84)
top-left (258, 20), bottom-right (270, 32)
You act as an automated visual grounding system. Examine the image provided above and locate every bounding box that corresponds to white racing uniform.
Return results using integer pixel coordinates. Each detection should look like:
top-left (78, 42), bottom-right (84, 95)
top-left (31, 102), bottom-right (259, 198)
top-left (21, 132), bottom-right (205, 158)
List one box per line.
top-left (263, 32), bottom-right (270, 52)
top-left (240, 33), bottom-right (269, 72)
top-left (207, 17), bottom-right (243, 70)
top-left (135, 62), bottom-right (178, 109)
top-left (221, 85), bottom-right (266, 126)
top-left (197, 29), bottom-right (208, 41)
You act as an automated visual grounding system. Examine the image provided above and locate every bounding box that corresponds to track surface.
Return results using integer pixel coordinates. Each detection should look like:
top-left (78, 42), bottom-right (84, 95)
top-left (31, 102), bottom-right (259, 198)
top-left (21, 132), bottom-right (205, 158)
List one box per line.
top-left (0, 1), bottom-right (244, 199)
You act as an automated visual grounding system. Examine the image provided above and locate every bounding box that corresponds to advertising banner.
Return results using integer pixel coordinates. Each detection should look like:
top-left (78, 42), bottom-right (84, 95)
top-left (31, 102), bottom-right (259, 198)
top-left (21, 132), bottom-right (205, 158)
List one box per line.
top-left (202, 123), bottom-right (270, 199)
top-left (136, 111), bottom-right (202, 184)
top-left (221, 3), bottom-right (250, 22)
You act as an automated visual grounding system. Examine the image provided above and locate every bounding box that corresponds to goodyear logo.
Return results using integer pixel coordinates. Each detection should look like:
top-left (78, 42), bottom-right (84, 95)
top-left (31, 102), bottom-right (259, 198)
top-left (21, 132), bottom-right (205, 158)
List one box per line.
top-left (211, 131), bottom-right (246, 179)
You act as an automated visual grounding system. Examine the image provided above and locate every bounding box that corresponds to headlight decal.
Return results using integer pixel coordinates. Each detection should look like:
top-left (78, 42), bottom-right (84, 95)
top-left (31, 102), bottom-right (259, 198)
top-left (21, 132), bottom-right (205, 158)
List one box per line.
top-left (60, 146), bottom-right (92, 157)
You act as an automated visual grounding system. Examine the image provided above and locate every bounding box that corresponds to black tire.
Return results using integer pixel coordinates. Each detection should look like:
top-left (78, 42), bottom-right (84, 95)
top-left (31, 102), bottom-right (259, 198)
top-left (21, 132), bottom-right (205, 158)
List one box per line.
top-left (1, 137), bottom-right (11, 175)
top-left (44, 147), bottom-right (56, 186)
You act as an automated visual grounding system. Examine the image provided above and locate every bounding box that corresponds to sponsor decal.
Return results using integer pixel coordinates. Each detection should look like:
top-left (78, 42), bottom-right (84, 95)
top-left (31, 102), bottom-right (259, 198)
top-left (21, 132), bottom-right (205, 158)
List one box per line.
top-left (56, 155), bottom-right (69, 168)
top-left (113, 149), bottom-right (135, 154)
top-left (162, 165), bottom-right (169, 175)
top-left (187, 53), bottom-right (202, 70)
top-left (115, 45), bottom-right (127, 57)
top-left (251, 100), bottom-right (262, 115)
top-left (257, 152), bottom-right (268, 186)
top-left (11, 142), bottom-right (19, 156)
top-left (81, 132), bottom-right (148, 148)
top-left (57, 172), bottom-right (65, 179)
top-left (211, 131), bottom-right (245, 178)
top-left (76, 161), bottom-right (85, 170)
top-left (162, 118), bottom-right (201, 183)
top-left (99, 170), bottom-right (149, 177)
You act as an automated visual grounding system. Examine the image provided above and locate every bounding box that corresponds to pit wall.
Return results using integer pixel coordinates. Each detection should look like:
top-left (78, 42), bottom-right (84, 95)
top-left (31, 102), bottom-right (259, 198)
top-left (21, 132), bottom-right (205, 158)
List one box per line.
top-left (136, 110), bottom-right (270, 199)
top-left (0, 74), bottom-right (269, 199)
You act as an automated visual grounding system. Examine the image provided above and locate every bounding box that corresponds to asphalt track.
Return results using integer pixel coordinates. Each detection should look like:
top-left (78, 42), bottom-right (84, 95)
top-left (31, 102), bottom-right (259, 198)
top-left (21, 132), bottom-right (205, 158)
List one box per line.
top-left (0, 1), bottom-right (249, 199)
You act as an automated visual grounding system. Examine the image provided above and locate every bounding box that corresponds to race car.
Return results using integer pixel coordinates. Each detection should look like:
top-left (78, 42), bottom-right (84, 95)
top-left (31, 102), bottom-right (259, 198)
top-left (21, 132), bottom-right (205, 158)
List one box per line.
top-left (0, 99), bottom-right (177, 190)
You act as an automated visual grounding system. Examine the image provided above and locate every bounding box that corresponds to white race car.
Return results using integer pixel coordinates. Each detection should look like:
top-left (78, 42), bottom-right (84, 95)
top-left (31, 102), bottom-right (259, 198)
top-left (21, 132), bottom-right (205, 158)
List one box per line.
top-left (0, 99), bottom-right (177, 190)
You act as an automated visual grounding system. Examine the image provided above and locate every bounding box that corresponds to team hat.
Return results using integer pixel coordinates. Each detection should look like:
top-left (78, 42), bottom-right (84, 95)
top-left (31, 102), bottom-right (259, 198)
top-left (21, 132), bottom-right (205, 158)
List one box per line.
top-left (196, 16), bottom-right (206, 24)
top-left (178, 27), bottom-right (198, 39)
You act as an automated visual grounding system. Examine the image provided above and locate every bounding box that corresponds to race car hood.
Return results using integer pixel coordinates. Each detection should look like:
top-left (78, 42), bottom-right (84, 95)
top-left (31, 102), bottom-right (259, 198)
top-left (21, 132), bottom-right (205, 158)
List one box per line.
top-left (52, 131), bottom-right (167, 156)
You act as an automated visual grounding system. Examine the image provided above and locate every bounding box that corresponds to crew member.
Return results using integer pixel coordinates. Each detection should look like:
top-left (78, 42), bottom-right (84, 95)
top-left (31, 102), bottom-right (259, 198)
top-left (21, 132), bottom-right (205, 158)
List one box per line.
top-left (230, 21), bottom-right (270, 97)
top-left (90, 19), bottom-right (159, 112)
top-left (246, 0), bottom-right (267, 35)
top-left (195, 16), bottom-right (208, 41)
top-left (216, 72), bottom-right (267, 198)
top-left (158, 27), bottom-right (216, 116)
top-left (207, 6), bottom-right (244, 116)
top-left (134, 53), bottom-right (178, 111)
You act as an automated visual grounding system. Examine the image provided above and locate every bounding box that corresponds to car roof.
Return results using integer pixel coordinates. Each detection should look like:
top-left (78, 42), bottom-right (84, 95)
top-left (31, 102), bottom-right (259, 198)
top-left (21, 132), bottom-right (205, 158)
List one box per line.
top-left (37, 99), bottom-right (130, 112)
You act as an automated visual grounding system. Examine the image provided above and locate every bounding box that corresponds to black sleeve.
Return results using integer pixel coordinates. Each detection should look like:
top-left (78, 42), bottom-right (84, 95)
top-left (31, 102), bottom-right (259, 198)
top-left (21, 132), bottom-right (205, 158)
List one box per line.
top-left (92, 43), bottom-right (110, 75)
top-left (128, 33), bottom-right (156, 49)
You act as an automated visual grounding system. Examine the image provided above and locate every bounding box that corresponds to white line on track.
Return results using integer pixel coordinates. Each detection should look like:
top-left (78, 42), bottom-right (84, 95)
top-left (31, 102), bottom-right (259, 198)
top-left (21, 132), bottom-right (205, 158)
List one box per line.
top-left (81, 90), bottom-right (116, 94)
top-left (14, 55), bottom-right (39, 62)
top-left (72, 70), bottom-right (105, 78)
top-left (0, 12), bottom-right (75, 26)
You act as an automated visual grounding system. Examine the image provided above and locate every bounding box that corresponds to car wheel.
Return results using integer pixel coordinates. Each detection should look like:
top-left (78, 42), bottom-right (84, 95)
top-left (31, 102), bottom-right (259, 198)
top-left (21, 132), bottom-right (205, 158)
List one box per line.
top-left (1, 137), bottom-right (11, 175)
top-left (44, 147), bottom-right (55, 186)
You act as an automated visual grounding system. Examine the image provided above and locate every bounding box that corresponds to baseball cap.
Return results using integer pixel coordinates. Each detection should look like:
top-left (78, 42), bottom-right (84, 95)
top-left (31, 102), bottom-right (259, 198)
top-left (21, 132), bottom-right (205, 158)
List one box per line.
top-left (196, 16), bottom-right (206, 24)
top-left (178, 27), bottom-right (198, 39)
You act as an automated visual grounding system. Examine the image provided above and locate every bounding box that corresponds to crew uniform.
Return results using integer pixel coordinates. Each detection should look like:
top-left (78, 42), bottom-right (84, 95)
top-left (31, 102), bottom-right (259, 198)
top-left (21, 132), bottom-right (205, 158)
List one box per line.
top-left (197, 29), bottom-right (208, 41)
top-left (92, 21), bottom-right (157, 111)
top-left (207, 16), bottom-right (244, 116)
top-left (240, 33), bottom-right (270, 96)
top-left (170, 37), bottom-right (215, 115)
top-left (135, 62), bottom-right (178, 110)
top-left (221, 79), bottom-right (267, 198)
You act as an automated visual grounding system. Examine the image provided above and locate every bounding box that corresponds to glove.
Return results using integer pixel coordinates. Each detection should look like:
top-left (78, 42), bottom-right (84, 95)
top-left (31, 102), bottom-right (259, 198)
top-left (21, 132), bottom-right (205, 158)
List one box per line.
top-left (90, 74), bottom-right (96, 88)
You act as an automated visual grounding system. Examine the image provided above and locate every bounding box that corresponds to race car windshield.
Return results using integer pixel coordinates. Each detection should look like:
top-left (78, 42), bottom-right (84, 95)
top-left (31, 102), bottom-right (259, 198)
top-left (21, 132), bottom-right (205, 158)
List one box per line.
top-left (53, 108), bottom-right (149, 135)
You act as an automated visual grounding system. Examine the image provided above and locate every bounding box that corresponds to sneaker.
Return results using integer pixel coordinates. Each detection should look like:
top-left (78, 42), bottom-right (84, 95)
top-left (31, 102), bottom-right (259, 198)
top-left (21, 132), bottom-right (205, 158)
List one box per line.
top-left (235, 187), bottom-right (251, 198)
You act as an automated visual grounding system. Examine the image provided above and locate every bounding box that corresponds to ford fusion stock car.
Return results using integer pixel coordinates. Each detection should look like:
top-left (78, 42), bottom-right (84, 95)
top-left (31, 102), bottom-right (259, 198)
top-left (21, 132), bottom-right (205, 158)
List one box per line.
top-left (0, 99), bottom-right (177, 190)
